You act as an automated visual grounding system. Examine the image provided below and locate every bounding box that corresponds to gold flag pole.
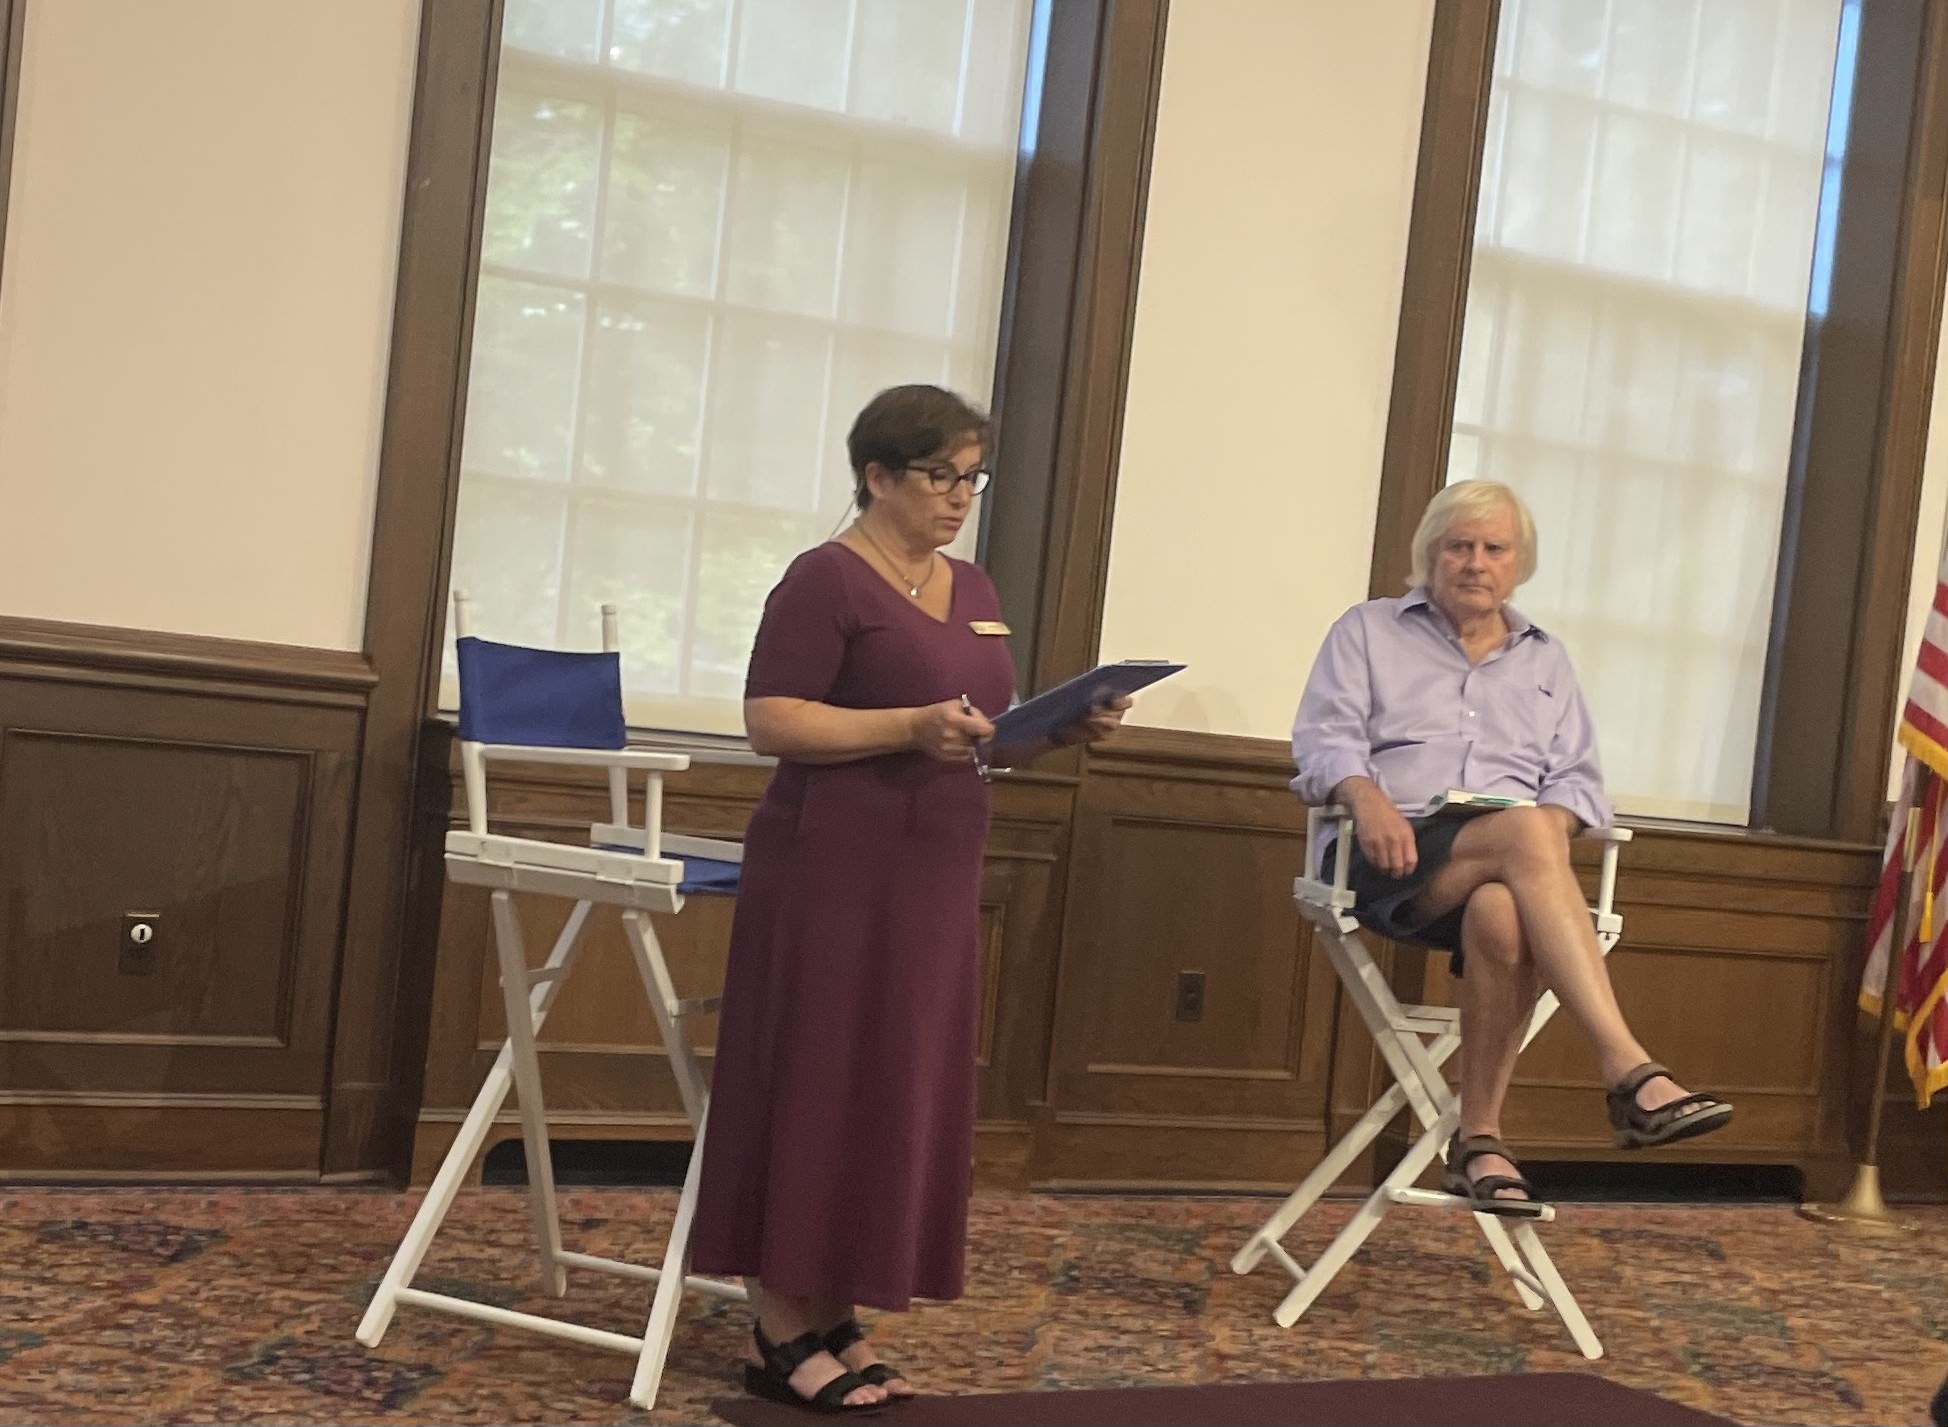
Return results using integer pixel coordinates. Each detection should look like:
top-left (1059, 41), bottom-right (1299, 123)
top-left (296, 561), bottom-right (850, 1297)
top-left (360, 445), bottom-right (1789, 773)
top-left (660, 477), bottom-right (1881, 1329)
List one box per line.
top-left (1799, 797), bottom-right (1921, 1233)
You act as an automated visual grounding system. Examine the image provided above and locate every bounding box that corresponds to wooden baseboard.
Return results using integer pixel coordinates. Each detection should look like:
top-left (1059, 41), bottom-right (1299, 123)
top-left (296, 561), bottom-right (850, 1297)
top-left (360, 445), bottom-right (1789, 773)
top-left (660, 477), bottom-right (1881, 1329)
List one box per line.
top-left (0, 1098), bottom-right (324, 1175)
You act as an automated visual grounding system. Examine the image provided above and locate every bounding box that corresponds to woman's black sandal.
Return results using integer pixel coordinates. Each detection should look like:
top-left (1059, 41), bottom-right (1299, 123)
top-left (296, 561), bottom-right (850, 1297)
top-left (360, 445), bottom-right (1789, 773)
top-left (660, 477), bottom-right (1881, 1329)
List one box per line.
top-left (824, 1317), bottom-right (911, 1394)
top-left (1441, 1133), bottom-right (1547, 1218)
top-left (1606, 1061), bottom-right (1733, 1149)
top-left (743, 1325), bottom-right (883, 1415)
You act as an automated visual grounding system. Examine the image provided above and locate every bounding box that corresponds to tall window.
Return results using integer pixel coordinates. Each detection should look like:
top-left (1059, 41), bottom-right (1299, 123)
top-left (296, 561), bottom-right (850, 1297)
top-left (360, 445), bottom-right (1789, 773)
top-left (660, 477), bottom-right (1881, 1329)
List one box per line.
top-left (446, 0), bottom-right (1036, 734)
top-left (1448, 0), bottom-right (1850, 822)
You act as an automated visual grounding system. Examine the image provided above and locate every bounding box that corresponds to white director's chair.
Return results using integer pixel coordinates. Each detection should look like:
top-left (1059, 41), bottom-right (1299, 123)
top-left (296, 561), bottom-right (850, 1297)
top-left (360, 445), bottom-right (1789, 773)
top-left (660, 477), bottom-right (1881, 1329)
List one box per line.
top-left (356, 594), bottom-right (749, 1410)
top-left (1231, 804), bottom-right (1632, 1361)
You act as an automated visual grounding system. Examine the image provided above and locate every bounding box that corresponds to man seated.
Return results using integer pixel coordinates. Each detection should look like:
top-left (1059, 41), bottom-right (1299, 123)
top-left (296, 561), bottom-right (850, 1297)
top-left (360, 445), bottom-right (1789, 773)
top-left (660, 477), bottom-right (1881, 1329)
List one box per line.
top-left (1291, 479), bottom-right (1732, 1216)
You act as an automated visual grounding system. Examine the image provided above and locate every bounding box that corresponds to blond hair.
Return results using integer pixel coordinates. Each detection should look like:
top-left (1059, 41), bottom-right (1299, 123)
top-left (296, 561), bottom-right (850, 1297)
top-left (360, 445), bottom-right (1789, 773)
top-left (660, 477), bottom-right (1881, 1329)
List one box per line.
top-left (1407, 480), bottom-right (1538, 588)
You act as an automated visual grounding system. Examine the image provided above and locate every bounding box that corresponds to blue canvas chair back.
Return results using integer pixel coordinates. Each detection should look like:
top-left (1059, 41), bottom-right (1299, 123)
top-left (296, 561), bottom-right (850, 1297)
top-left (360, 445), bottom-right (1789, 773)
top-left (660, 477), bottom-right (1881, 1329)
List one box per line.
top-left (455, 636), bottom-right (628, 750)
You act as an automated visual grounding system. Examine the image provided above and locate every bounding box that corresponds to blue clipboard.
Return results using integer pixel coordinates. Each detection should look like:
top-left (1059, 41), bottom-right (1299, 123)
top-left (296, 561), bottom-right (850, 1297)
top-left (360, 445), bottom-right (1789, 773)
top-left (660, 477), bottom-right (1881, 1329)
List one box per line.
top-left (988, 660), bottom-right (1184, 747)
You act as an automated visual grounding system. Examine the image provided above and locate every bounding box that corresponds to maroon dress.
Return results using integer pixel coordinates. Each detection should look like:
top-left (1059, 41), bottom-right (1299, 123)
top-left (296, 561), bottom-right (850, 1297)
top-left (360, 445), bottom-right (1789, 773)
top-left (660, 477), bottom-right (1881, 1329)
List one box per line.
top-left (688, 542), bottom-right (1016, 1310)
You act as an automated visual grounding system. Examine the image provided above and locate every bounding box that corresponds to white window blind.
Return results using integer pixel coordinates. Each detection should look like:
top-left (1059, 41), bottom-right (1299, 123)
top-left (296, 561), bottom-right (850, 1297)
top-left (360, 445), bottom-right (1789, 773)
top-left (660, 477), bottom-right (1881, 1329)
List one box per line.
top-left (1448, 0), bottom-right (1850, 822)
top-left (444, 0), bottom-right (1036, 735)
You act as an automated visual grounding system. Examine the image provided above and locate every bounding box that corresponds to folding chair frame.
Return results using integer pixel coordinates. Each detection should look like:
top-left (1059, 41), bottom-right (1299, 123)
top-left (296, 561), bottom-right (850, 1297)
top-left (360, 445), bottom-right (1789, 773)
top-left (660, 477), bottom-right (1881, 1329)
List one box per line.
top-left (356, 596), bottom-right (750, 1410)
top-left (1230, 804), bottom-right (1631, 1361)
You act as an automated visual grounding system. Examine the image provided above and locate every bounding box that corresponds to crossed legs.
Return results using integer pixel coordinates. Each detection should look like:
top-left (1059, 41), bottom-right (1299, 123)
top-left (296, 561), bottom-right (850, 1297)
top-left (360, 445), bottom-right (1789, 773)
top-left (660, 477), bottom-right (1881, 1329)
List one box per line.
top-left (1452, 883), bottom-right (1539, 1188)
top-left (1416, 807), bottom-right (1702, 1195)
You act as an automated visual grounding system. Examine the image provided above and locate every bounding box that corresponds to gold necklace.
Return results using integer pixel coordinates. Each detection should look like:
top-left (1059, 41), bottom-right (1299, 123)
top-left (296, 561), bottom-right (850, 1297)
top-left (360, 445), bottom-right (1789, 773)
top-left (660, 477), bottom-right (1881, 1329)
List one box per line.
top-left (856, 520), bottom-right (936, 598)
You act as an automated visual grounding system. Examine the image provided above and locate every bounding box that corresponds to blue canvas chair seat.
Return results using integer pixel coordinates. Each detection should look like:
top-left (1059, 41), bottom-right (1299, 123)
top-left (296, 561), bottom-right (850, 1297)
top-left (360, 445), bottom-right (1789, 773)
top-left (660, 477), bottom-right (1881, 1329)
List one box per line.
top-left (677, 857), bottom-right (742, 896)
top-left (357, 596), bottom-right (748, 1411)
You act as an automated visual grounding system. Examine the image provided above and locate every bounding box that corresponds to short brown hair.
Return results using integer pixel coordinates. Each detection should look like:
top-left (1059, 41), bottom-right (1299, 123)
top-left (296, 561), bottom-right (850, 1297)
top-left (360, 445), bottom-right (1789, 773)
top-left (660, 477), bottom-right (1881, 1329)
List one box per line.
top-left (846, 384), bottom-right (989, 509)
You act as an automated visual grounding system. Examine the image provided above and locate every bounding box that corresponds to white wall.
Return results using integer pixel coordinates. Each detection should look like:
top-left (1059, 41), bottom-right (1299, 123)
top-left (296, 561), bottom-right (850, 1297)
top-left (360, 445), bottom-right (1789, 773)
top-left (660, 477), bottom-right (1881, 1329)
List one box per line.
top-left (1098, 0), bottom-right (1435, 739)
top-left (0, 0), bottom-right (420, 651)
top-left (1891, 280), bottom-right (1948, 797)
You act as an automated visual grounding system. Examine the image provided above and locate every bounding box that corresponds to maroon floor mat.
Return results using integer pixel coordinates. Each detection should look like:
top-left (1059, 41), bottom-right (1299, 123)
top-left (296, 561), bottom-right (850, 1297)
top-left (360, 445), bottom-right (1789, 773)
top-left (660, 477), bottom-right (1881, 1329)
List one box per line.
top-left (711, 1370), bottom-right (1733, 1425)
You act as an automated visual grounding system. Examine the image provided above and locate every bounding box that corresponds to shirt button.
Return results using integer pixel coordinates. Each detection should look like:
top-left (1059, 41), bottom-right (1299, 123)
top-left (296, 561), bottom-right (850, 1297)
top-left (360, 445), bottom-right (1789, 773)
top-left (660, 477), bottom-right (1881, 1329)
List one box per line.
top-left (1466, 710), bottom-right (1476, 718)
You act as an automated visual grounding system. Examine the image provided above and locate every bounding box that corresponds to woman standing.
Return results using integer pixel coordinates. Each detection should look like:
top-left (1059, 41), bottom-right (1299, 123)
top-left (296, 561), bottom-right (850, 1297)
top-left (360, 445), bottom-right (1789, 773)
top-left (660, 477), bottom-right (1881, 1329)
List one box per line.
top-left (689, 385), bottom-right (1129, 1412)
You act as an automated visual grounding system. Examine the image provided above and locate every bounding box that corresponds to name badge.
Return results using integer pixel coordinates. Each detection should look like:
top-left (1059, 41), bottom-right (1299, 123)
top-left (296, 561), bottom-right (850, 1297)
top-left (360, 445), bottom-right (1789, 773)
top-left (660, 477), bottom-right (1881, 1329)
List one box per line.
top-left (969, 620), bottom-right (1011, 636)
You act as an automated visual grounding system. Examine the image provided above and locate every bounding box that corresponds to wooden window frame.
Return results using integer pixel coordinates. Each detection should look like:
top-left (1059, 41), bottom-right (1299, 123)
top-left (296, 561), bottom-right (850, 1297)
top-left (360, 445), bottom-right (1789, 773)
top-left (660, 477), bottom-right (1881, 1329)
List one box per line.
top-left (0, 0), bottom-right (26, 292)
top-left (1369, 0), bottom-right (1948, 842)
top-left (1754, 1), bottom-right (1948, 839)
top-left (982, 0), bottom-right (1169, 693)
top-left (328, 0), bottom-right (1166, 1175)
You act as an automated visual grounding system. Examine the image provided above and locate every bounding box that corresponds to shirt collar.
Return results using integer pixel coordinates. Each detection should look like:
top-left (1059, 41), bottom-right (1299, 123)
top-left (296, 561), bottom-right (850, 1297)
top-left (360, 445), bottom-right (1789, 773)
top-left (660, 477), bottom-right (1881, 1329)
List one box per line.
top-left (1397, 585), bottom-right (1549, 642)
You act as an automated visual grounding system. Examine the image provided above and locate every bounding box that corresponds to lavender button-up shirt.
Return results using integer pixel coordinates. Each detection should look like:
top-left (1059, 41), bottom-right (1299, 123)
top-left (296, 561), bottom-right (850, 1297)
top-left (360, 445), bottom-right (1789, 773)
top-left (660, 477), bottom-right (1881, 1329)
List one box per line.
top-left (1291, 587), bottom-right (1612, 830)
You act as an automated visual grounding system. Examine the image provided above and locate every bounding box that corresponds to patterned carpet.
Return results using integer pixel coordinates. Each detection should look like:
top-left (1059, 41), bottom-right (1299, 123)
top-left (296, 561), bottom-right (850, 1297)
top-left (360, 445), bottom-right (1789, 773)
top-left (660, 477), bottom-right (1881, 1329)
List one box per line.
top-left (0, 1186), bottom-right (1943, 1425)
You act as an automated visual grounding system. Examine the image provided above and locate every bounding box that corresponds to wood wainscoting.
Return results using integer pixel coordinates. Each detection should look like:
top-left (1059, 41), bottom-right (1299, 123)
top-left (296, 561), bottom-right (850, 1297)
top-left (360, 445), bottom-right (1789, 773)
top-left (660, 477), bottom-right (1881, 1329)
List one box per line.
top-left (1032, 729), bottom-right (1334, 1190)
top-left (1417, 825), bottom-right (1878, 1199)
top-left (407, 722), bottom-right (1935, 1200)
top-left (0, 616), bottom-right (1919, 1198)
top-left (0, 618), bottom-right (373, 1176)
top-left (1037, 731), bottom-right (1886, 1196)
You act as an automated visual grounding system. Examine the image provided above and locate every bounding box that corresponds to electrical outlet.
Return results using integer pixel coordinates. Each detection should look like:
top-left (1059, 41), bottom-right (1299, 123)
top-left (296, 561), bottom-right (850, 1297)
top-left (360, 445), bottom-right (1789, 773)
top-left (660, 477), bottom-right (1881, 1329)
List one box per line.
top-left (1175, 969), bottom-right (1206, 1022)
top-left (120, 912), bottom-right (161, 975)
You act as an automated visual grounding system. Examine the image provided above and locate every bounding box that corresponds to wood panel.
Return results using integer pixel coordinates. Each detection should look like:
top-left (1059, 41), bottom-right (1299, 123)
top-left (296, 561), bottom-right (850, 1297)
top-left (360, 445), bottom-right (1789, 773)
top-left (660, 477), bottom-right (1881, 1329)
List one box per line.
top-left (410, 750), bottom-right (1077, 1186)
top-left (1345, 840), bottom-right (1880, 1200)
top-left (1418, 826), bottom-right (1876, 1191)
top-left (1, 1098), bottom-right (327, 1178)
top-left (1033, 729), bottom-right (1340, 1189)
top-left (0, 618), bottom-right (368, 1176)
top-left (1038, 728), bottom-right (1902, 1197)
top-left (399, 723), bottom-right (1939, 1200)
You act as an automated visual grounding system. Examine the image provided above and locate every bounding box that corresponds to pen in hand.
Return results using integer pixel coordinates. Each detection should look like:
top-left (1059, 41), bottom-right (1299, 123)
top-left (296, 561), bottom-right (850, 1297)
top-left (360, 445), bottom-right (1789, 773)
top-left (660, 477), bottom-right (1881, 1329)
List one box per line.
top-left (961, 694), bottom-right (993, 779)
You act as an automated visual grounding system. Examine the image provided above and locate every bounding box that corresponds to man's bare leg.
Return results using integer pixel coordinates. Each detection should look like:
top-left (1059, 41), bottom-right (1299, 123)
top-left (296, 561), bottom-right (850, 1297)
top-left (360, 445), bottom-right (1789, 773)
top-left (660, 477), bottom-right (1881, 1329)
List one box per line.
top-left (1453, 882), bottom-right (1541, 1197)
top-left (1412, 807), bottom-right (1692, 1114)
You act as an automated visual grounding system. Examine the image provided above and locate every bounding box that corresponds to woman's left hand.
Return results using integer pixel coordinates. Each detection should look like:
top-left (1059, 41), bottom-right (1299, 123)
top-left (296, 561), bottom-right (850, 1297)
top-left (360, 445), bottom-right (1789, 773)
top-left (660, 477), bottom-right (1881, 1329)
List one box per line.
top-left (1062, 694), bottom-right (1132, 747)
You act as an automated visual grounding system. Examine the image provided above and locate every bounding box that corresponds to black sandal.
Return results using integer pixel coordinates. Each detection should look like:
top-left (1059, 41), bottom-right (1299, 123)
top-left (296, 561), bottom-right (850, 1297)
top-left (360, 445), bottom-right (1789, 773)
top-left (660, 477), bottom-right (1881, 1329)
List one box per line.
top-left (824, 1317), bottom-right (912, 1395)
top-left (1441, 1133), bottom-right (1547, 1218)
top-left (743, 1324), bottom-right (883, 1415)
top-left (1606, 1061), bottom-right (1733, 1149)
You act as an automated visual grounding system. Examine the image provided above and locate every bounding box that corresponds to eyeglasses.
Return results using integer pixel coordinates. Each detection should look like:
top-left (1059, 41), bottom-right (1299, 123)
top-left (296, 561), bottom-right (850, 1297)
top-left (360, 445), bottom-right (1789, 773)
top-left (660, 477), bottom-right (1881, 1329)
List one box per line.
top-left (906, 462), bottom-right (993, 495)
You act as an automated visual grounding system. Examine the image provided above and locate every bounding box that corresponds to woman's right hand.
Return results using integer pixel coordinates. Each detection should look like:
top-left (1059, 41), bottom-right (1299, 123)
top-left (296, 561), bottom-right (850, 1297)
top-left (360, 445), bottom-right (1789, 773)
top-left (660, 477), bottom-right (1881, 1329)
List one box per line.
top-left (910, 699), bottom-right (996, 763)
top-left (1349, 786), bottom-right (1417, 879)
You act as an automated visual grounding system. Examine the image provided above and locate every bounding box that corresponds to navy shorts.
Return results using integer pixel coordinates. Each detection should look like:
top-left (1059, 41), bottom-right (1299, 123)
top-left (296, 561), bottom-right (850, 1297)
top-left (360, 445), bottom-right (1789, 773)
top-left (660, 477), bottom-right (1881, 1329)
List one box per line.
top-left (1322, 815), bottom-right (1471, 975)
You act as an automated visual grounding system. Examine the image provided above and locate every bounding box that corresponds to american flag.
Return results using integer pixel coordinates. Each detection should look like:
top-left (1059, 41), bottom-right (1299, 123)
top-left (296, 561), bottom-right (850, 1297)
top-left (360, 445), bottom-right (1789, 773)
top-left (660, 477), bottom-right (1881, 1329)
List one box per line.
top-left (1861, 542), bottom-right (1948, 1109)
